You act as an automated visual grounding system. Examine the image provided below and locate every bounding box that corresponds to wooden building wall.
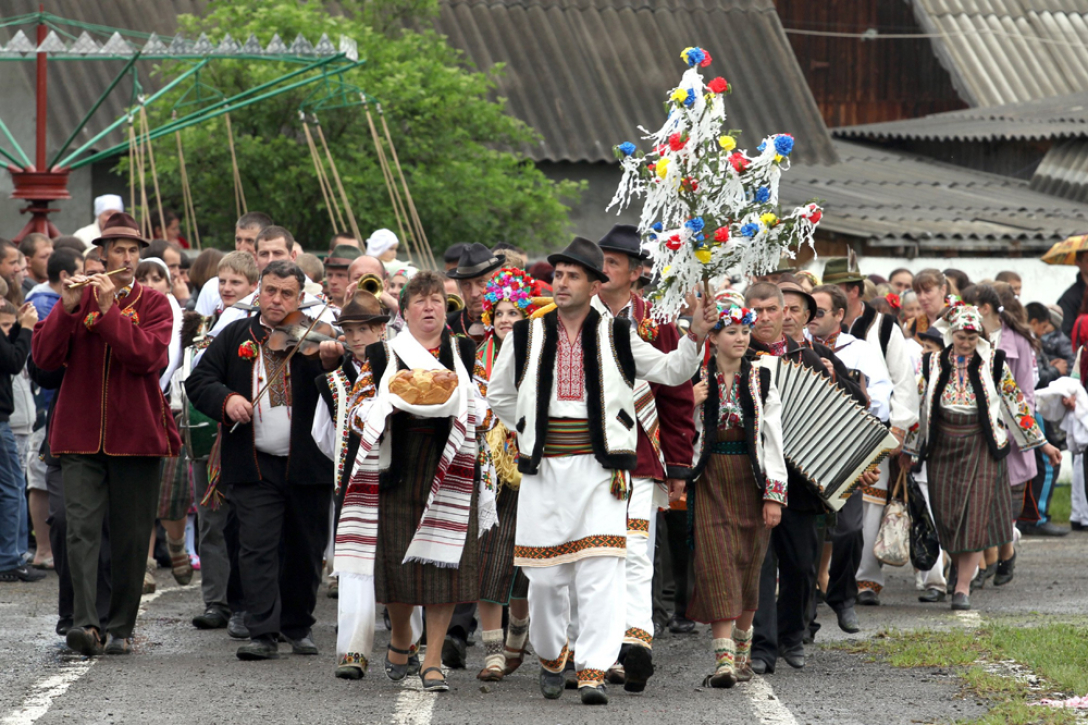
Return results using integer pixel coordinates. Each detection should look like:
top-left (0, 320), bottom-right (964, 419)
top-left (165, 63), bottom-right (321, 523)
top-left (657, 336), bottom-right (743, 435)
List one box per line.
top-left (773, 0), bottom-right (967, 128)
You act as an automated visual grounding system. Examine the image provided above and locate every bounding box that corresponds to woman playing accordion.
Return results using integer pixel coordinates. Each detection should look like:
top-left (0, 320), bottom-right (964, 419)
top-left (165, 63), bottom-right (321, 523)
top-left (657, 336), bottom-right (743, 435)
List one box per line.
top-left (688, 305), bottom-right (787, 688)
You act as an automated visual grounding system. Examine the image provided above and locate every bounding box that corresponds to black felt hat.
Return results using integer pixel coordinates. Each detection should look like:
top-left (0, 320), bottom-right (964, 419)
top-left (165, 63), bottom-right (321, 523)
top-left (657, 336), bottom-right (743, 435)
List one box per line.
top-left (446, 243), bottom-right (504, 280)
top-left (596, 224), bottom-right (649, 260)
top-left (547, 237), bottom-right (608, 283)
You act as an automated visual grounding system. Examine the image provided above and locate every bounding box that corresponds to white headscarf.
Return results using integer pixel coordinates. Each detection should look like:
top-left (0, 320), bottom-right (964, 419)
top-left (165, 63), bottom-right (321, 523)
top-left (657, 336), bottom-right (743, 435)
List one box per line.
top-left (94, 194), bottom-right (124, 217)
top-left (365, 228), bottom-right (399, 257)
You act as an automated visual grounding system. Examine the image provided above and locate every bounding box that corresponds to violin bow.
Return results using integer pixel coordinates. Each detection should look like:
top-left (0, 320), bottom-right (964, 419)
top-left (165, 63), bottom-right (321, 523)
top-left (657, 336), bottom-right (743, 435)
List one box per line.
top-left (229, 301), bottom-right (332, 433)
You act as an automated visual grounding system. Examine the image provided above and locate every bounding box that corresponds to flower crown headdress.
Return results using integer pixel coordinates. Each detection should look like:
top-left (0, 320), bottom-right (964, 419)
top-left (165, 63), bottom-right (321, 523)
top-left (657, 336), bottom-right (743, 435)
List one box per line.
top-left (481, 268), bottom-right (540, 327)
top-left (713, 304), bottom-right (758, 330)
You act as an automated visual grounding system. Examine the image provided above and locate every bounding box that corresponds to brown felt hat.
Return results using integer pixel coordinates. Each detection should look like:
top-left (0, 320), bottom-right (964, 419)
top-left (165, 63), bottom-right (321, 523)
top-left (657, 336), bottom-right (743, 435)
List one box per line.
top-left (778, 279), bottom-right (817, 323)
top-left (92, 212), bottom-right (149, 247)
top-left (339, 290), bottom-right (390, 325)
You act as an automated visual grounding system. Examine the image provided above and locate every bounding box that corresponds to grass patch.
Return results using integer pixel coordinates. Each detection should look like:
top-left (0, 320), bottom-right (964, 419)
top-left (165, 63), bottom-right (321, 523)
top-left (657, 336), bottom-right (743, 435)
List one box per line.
top-left (830, 623), bottom-right (1088, 724)
top-left (1049, 483), bottom-right (1071, 525)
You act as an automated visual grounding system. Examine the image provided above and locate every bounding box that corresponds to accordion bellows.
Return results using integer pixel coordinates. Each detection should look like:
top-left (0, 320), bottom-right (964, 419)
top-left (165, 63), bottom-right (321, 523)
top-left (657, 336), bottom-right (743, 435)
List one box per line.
top-left (763, 357), bottom-right (899, 511)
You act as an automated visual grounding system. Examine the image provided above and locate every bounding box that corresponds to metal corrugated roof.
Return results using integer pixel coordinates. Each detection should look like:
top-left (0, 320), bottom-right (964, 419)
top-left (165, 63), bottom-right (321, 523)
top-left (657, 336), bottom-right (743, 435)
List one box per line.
top-left (779, 140), bottom-right (1088, 248)
top-left (910, 0), bottom-right (1088, 107)
top-left (432, 0), bottom-right (838, 164)
top-left (1031, 138), bottom-right (1088, 202)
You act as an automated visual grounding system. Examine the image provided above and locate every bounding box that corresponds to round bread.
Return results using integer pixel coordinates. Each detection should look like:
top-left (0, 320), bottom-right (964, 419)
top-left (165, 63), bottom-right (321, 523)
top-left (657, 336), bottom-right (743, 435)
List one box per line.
top-left (390, 368), bottom-right (458, 406)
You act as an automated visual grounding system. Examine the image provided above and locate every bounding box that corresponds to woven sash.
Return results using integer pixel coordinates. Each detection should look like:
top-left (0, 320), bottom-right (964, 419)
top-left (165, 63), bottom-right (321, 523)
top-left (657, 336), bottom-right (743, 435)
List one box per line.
top-left (543, 418), bottom-right (593, 457)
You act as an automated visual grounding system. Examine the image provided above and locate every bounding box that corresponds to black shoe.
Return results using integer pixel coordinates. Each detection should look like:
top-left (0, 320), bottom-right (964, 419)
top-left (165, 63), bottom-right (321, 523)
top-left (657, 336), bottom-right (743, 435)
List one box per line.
top-left (335, 664), bottom-right (364, 680)
top-left (104, 634), bottom-right (133, 655)
top-left (856, 590), bottom-right (880, 606)
top-left (563, 659), bottom-right (579, 690)
top-left (971, 566), bottom-right (993, 591)
top-left (836, 606), bottom-right (860, 634)
top-left (441, 634), bottom-right (467, 669)
top-left (228, 612), bottom-right (250, 640)
top-left (623, 645), bottom-right (654, 693)
top-left (66, 626), bottom-right (104, 656)
top-left (918, 587), bottom-right (946, 603)
top-left (55, 617), bottom-right (73, 637)
top-left (192, 607), bottom-right (229, 630)
top-left (284, 634), bottom-right (319, 655)
top-left (749, 658), bottom-right (772, 675)
top-left (1021, 522), bottom-right (1070, 537)
top-left (0, 564), bottom-right (47, 582)
top-left (384, 645), bottom-right (415, 681)
top-left (951, 592), bottom-right (970, 611)
top-left (420, 666), bottom-right (449, 693)
top-left (580, 685), bottom-right (609, 705)
top-left (782, 649), bottom-right (805, 669)
top-left (667, 614), bottom-right (696, 634)
top-left (236, 635), bottom-right (279, 660)
top-left (539, 667), bottom-right (565, 699)
top-left (1072, 521), bottom-right (1087, 531)
top-left (993, 553), bottom-right (1016, 587)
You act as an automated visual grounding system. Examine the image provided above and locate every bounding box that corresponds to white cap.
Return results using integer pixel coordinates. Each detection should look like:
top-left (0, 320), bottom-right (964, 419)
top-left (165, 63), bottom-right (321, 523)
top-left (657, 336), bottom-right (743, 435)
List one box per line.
top-left (365, 228), bottom-right (399, 257)
top-left (94, 194), bottom-right (124, 217)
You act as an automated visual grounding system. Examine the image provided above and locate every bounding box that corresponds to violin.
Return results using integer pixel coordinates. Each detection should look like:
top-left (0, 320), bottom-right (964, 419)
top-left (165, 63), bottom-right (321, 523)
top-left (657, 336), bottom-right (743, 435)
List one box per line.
top-left (266, 310), bottom-right (340, 357)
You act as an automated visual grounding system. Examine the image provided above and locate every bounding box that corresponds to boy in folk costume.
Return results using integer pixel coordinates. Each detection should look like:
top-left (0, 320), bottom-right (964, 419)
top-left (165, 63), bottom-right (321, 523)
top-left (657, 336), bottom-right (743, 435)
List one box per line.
top-left (590, 224), bottom-right (696, 691)
top-left (488, 238), bottom-right (717, 705)
top-left (310, 291), bottom-right (390, 679)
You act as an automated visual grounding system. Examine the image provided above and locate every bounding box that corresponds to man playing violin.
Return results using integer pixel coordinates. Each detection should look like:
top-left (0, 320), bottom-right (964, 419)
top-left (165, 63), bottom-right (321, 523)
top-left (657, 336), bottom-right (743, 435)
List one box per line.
top-left (186, 260), bottom-right (334, 661)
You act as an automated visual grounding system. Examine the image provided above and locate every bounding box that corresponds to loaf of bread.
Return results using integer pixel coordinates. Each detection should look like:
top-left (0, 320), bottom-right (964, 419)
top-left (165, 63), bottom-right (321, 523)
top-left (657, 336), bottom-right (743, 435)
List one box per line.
top-left (389, 368), bottom-right (459, 406)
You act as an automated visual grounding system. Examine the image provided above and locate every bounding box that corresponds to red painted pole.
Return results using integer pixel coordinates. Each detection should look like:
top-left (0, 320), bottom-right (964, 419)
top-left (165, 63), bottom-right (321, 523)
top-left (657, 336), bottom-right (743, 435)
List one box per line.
top-left (35, 6), bottom-right (47, 173)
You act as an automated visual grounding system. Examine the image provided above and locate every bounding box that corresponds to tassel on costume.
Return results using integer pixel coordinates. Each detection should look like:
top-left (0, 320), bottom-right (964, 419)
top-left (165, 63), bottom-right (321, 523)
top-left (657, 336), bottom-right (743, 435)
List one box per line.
top-left (610, 469), bottom-right (629, 500)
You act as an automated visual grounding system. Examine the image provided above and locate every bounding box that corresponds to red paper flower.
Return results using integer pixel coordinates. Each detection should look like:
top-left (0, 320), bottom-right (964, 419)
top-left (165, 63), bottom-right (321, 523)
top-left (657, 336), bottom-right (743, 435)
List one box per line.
top-left (707, 77), bottom-right (729, 94)
top-left (886, 292), bottom-right (901, 311)
top-left (238, 340), bottom-right (259, 361)
top-left (809, 209), bottom-right (823, 224)
top-left (728, 152), bottom-right (750, 173)
top-left (681, 176), bottom-right (699, 192)
top-left (714, 227), bottom-right (730, 243)
top-left (699, 50), bottom-right (713, 67)
top-left (665, 235), bottom-right (683, 251)
top-left (669, 133), bottom-right (686, 152)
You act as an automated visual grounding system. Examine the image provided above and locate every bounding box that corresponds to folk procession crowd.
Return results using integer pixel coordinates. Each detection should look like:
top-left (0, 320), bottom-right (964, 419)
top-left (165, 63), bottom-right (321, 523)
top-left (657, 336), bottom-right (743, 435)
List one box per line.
top-left (0, 194), bottom-right (1082, 706)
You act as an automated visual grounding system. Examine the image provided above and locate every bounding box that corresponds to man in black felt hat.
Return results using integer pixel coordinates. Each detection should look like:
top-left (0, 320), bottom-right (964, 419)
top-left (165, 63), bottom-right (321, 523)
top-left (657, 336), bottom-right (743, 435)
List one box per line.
top-left (488, 236), bottom-right (717, 705)
top-left (590, 224), bottom-right (696, 692)
top-left (446, 243), bottom-right (504, 346)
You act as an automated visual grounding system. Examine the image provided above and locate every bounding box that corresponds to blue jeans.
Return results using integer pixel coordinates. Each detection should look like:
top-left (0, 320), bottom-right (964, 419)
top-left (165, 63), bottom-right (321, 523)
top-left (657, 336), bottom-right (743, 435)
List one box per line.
top-left (0, 421), bottom-right (28, 570)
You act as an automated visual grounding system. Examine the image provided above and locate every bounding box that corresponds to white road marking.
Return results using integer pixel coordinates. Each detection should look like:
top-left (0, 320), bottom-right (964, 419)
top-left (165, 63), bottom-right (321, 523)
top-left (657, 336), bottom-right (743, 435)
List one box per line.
top-left (745, 675), bottom-right (800, 725)
top-left (390, 671), bottom-right (439, 725)
top-left (1, 582), bottom-right (196, 725)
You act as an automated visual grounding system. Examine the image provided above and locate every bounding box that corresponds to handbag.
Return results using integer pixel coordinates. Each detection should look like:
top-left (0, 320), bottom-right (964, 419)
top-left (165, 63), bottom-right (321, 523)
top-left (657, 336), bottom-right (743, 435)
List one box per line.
top-left (905, 469), bottom-right (941, 571)
top-left (873, 469), bottom-right (911, 567)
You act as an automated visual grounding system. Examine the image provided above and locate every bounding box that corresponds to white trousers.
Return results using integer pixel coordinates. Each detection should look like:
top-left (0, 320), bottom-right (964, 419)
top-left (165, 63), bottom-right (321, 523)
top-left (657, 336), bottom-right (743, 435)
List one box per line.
top-left (855, 461), bottom-right (891, 593)
top-left (1073, 454), bottom-right (1088, 526)
top-left (623, 476), bottom-right (658, 649)
top-left (336, 575), bottom-right (422, 668)
top-left (527, 555), bottom-right (625, 687)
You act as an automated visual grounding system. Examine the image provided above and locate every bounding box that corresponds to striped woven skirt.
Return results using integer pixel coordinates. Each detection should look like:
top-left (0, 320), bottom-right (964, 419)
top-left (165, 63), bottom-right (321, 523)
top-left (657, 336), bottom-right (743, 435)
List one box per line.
top-left (374, 419), bottom-right (480, 606)
top-left (687, 428), bottom-right (769, 623)
top-left (157, 412), bottom-right (192, 521)
top-left (927, 412), bottom-right (1013, 554)
top-left (478, 486), bottom-right (529, 604)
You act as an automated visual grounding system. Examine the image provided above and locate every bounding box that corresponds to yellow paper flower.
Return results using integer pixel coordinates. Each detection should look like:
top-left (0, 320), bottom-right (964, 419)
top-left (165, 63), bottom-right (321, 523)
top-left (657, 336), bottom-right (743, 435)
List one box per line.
top-left (695, 249), bottom-right (712, 264)
top-left (760, 212), bottom-right (778, 226)
top-left (656, 157), bottom-right (670, 179)
top-left (663, 265), bottom-right (672, 276)
top-left (681, 47), bottom-right (695, 63)
top-left (670, 87), bottom-right (688, 103)
top-left (719, 135), bottom-right (736, 151)
top-left (775, 154), bottom-right (784, 163)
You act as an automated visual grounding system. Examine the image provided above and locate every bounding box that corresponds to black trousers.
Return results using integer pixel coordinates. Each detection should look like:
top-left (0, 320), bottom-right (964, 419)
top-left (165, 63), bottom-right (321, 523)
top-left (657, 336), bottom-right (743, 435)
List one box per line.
top-left (230, 452), bottom-right (332, 640)
top-left (663, 508), bottom-right (693, 617)
top-left (46, 463), bottom-right (111, 627)
top-left (752, 508), bottom-right (819, 665)
top-left (824, 491), bottom-right (863, 613)
top-left (60, 453), bottom-right (161, 638)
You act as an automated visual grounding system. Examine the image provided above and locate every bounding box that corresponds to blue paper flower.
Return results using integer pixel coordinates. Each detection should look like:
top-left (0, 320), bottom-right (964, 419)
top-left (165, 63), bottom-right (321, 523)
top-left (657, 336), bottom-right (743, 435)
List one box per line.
top-left (774, 135), bottom-right (794, 155)
top-left (651, 222), bottom-right (664, 233)
top-left (755, 186), bottom-right (771, 203)
top-left (696, 234), bottom-right (705, 242)
top-left (684, 88), bottom-right (696, 108)
top-left (618, 142), bottom-right (637, 157)
top-left (684, 48), bottom-right (706, 67)
top-left (741, 223), bottom-right (760, 238)
top-left (757, 141), bottom-right (766, 152)
top-left (685, 217), bottom-right (705, 233)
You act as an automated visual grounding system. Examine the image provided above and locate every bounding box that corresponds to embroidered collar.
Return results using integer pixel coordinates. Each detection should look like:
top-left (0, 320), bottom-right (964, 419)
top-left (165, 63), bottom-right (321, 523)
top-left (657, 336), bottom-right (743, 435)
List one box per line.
top-left (812, 331), bottom-right (840, 348)
top-left (766, 337), bottom-right (789, 357)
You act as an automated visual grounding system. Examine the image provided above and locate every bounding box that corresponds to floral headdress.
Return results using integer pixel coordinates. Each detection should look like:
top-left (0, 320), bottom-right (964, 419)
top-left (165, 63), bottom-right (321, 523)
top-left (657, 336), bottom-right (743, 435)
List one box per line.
top-left (713, 304), bottom-right (758, 330)
top-left (481, 268), bottom-right (540, 327)
top-left (947, 304), bottom-right (984, 335)
top-left (885, 292), bottom-right (901, 311)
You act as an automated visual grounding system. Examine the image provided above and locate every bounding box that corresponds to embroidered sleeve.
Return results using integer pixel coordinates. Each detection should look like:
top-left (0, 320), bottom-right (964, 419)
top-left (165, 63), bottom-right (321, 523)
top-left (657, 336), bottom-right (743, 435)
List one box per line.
top-left (474, 360), bottom-right (495, 431)
top-left (998, 362), bottom-right (1046, 450)
top-left (348, 360), bottom-right (377, 435)
top-left (763, 478), bottom-right (787, 505)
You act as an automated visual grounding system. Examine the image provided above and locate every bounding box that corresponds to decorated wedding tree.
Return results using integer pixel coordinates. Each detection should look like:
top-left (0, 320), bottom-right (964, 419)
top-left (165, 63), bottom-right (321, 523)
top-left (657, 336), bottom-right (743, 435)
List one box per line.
top-left (608, 46), bottom-right (824, 321)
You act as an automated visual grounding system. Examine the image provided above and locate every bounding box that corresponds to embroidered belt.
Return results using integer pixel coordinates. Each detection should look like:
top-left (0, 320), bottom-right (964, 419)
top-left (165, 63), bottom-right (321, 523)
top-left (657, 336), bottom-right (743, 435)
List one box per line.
top-left (543, 418), bottom-right (593, 457)
top-left (711, 440), bottom-right (749, 455)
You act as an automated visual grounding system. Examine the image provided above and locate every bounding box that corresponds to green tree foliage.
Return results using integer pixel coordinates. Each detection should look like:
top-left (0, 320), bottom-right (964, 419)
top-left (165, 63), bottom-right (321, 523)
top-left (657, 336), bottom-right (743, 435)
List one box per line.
top-left (135, 0), bottom-right (582, 254)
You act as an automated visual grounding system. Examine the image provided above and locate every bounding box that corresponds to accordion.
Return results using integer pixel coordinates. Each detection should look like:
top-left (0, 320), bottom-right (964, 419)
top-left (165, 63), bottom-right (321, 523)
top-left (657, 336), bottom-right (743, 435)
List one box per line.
top-left (762, 356), bottom-right (899, 511)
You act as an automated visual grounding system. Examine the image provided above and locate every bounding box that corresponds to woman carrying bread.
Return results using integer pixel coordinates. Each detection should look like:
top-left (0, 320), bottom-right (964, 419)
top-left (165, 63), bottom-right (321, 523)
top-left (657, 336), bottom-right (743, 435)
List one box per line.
top-left (474, 269), bottom-right (541, 681)
top-left (332, 270), bottom-right (497, 692)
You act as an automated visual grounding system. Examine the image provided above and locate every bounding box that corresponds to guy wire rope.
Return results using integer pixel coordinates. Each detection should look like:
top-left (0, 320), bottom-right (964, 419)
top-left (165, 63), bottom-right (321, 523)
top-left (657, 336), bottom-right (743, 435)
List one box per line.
top-left (129, 119), bottom-right (152, 239)
top-left (139, 105), bottom-right (167, 241)
top-left (313, 117), bottom-right (362, 246)
top-left (378, 105), bottom-right (435, 270)
top-left (301, 117), bottom-right (342, 234)
top-left (224, 112), bottom-right (247, 217)
top-left (173, 113), bottom-right (201, 250)
top-left (127, 119), bottom-right (137, 238)
top-left (363, 97), bottom-right (415, 266)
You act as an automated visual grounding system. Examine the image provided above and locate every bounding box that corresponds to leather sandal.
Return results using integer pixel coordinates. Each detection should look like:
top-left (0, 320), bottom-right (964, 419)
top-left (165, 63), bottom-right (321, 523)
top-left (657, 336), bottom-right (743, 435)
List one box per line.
top-left (477, 663), bottom-right (505, 681)
top-left (384, 645), bottom-right (414, 681)
top-left (420, 666), bottom-right (449, 692)
top-left (503, 644), bottom-right (528, 675)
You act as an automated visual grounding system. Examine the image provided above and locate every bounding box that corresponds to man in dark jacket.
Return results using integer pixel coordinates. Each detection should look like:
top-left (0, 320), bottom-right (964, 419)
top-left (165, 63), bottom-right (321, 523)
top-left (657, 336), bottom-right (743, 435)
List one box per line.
top-left (0, 299), bottom-right (40, 583)
top-left (1056, 252), bottom-right (1088, 338)
top-left (186, 261), bottom-right (334, 661)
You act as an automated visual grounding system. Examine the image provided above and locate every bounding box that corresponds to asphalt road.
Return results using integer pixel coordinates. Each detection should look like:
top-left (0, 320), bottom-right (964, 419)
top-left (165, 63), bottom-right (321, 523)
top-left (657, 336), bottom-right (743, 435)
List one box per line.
top-left (1, 530), bottom-right (1083, 725)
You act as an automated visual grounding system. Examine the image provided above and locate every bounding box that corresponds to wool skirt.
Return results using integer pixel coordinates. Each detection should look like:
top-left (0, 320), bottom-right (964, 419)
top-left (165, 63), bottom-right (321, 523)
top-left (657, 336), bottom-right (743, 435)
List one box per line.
top-left (927, 411), bottom-right (1013, 555)
top-left (374, 419), bottom-right (480, 606)
top-left (687, 429), bottom-right (770, 624)
top-left (478, 485), bottom-right (529, 604)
